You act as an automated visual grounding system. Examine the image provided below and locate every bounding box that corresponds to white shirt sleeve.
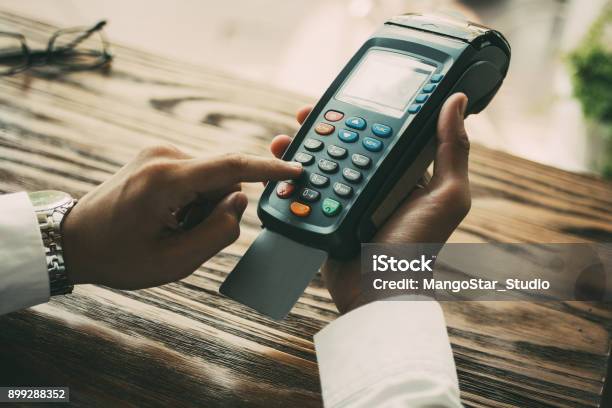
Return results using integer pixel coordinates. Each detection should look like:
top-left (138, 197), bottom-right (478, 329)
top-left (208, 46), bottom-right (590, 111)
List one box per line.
top-left (0, 192), bottom-right (49, 315)
top-left (314, 299), bottom-right (462, 408)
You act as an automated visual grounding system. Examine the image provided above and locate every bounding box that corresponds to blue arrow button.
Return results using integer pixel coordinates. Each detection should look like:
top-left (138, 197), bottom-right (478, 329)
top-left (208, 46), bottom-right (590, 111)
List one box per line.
top-left (372, 123), bottom-right (392, 138)
top-left (345, 116), bottom-right (366, 130)
top-left (363, 137), bottom-right (383, 152)
top-left (338, 129), bottom-right (359, 143)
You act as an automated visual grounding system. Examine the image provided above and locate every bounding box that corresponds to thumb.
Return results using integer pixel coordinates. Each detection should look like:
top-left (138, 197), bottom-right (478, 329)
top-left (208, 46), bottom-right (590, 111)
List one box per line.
top-left (170, 191), bottom-right (248, 269)
top-left (430, 93), bottom-right (470, 189)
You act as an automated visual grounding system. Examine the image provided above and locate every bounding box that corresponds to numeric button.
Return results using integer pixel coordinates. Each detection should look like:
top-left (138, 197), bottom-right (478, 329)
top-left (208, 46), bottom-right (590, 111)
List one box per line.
top-left (318, 159), bottom-right (338, 173)
top-left (333, 182), bottom-right (353, 198)
top-left (310, 173), bottom-right (329, 187)
top-left (342, 168), bottom-right (362, 183)
top-left (327, 145), bottom-right (347, 159)
top-left (300, 188), bottom-right (320, 202)
top-left (304, 138), bottom-right (323, 151)
top-left (351, 153), bottom-right (371, 169)
top-left (294, 152), bottom-right (314, 165)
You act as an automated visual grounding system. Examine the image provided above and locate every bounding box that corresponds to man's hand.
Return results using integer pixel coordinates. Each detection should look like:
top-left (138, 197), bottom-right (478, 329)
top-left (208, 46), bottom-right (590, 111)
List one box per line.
top-left (270, 93), bottom-right (471, 313)
top-left (61, 147), bottom-right (303, 289)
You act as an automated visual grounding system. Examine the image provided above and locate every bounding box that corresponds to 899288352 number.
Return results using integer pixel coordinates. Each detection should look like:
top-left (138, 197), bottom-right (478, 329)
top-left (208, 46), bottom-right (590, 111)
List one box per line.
top-left (0, 387), bottom-right (69, 402)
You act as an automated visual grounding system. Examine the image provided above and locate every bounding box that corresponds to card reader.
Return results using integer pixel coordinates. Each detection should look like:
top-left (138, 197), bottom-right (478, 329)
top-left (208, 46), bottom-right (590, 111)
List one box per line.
top-left (220, 13), bottom-right (511, 319)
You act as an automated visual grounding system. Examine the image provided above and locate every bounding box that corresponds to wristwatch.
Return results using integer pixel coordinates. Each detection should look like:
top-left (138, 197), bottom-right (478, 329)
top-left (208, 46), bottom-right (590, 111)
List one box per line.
top-left (28, 190), bottom-right (77, 296)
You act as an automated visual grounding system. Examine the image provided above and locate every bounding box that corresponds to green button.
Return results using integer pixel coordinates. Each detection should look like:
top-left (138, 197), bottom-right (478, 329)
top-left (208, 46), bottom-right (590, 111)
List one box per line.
top-left (322, 198), bottom-right (342, 216)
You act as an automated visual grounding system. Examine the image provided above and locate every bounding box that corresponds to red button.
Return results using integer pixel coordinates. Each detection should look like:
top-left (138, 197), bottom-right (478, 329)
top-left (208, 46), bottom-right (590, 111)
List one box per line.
top-left (324, 110), bottom-right (344, 122)
top-left (290, 201), bottom-right (311, 217)
top-left (315, 122), bottom-right (335, 135)
top-left (276, 181), bottom-right (295, 198)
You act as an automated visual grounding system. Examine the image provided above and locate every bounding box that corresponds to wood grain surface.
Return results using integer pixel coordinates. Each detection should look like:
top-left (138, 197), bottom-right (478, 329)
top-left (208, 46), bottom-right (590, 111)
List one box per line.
top-left (0, 10), bottom-right (610, 408)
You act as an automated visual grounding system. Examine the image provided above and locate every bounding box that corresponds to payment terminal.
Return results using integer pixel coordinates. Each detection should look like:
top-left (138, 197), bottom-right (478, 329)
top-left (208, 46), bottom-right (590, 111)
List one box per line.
top-left (220, 13), bottom-right (511, 319)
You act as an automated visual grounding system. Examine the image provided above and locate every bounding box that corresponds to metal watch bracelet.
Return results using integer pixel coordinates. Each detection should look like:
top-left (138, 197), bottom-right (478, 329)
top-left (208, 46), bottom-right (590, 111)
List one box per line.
top-left (36, 200), bottom-right (77, 296)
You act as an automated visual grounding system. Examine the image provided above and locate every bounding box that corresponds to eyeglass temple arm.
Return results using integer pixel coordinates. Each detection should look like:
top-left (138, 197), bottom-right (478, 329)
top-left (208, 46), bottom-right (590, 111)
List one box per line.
top-left (0, 51), bottom-right (27, 63)
top-left (91, 21), bottom-right (107, 31)
top-left (53, 20), bottom-right (108, 52)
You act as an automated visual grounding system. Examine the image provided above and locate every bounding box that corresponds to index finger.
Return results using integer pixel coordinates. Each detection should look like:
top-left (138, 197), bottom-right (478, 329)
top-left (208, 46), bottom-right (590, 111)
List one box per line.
top-left (179, 153), bottom-right (303, 192)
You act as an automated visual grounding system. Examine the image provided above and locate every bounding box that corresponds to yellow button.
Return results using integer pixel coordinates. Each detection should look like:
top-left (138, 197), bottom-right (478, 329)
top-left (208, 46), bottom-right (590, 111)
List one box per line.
top-left (290, 201), bottom-right (311, 217)
top-left (315, 122), bottom-right (335, 135)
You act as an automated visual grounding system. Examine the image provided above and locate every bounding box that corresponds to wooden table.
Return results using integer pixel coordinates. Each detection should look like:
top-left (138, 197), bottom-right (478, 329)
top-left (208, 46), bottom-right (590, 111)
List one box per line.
top-left (0, 11), bottom-right (610, 408)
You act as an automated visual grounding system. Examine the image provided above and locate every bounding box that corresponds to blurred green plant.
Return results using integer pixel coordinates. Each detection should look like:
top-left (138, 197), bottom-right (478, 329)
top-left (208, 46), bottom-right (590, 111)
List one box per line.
top-left (569, 2), bottom-right (612, 178)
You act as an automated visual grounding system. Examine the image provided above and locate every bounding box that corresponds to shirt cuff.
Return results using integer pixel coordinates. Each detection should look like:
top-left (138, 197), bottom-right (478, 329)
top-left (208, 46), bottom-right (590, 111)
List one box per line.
top-left (0, 192), bottom-right (49, 315)
top-left (314, 300), bottom-right (461, 408)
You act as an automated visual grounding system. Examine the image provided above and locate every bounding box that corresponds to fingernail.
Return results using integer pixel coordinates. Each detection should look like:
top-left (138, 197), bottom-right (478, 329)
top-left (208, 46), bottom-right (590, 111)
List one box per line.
top-left (289, 161), bottom-right (303, 170)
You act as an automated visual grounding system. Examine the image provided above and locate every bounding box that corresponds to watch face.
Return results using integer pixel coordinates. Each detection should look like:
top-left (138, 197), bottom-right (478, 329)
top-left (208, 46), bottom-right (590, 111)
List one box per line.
top-left (28, 190), bottom-right (72, 211)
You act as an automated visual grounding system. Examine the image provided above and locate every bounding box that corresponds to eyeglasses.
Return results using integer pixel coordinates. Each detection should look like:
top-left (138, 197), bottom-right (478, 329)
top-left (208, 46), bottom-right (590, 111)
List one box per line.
top-left (0, 20), bottom-right (112, 76)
